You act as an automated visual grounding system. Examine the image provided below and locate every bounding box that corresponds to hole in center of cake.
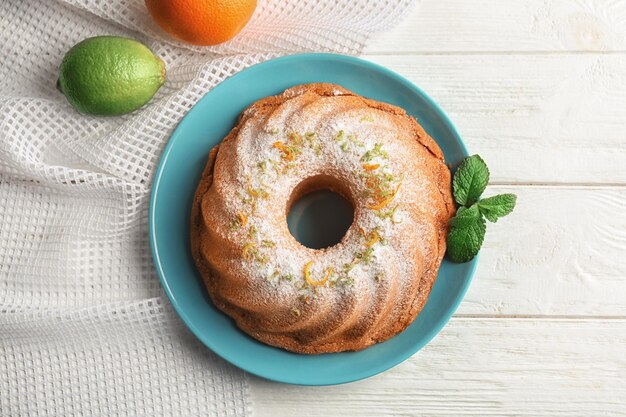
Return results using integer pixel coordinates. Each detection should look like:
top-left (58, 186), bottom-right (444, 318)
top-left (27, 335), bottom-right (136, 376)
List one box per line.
top-left (286, 175), bottom-right (355, 250)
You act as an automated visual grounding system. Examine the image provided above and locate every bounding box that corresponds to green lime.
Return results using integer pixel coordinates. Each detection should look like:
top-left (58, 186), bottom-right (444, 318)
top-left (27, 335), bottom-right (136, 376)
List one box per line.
top-left (58, 36), bottom-right (165, 116)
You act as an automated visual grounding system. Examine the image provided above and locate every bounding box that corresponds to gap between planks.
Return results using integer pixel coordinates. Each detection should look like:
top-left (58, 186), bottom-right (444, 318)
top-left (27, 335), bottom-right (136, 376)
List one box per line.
top-left (488, 182), bottom-right (626, 188)
top-left (454, 314), bottom-right (626, 321)
top-left (366, 50), bottom-right (626, 56)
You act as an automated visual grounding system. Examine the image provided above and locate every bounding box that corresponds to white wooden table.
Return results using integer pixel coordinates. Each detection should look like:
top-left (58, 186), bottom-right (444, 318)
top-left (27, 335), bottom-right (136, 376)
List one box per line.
top-left (249, 2), bottom-right (626, 415)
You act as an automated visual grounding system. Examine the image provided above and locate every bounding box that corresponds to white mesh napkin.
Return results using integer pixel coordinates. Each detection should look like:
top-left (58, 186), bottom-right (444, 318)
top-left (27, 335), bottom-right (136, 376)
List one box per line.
top-left (0, 0), bottom-right (415, 415)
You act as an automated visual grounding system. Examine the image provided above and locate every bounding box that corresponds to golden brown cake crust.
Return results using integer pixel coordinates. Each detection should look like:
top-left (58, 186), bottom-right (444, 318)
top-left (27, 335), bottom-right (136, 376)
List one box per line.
top-left (191, 83), bottom-right (455, 354)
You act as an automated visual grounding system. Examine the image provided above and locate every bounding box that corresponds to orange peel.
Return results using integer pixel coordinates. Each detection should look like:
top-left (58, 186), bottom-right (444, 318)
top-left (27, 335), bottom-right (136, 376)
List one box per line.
top-left (303, 261), bottom-right (333, 286)
top-left (365, 230), bottom-right (380, 247)
top-left (242, 242), bottom-right (254, 260)
top-left (247, 176), bottom-right (258, 197)
top-left (362, 163), bottom-right (380, 171)
top-left (273, 141), bottom-right (295, 161)
top-left (368, 183), bottom-right (402, 210)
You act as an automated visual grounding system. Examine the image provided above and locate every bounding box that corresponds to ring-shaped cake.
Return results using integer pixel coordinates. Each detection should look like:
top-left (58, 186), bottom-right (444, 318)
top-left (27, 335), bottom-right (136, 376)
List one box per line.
top-left (191, 83), bottom-right (455, 354)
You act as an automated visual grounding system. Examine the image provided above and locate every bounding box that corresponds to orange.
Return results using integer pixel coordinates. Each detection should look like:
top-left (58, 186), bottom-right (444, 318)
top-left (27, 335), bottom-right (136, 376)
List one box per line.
top-left (145, 0), bottom-right (257, 46)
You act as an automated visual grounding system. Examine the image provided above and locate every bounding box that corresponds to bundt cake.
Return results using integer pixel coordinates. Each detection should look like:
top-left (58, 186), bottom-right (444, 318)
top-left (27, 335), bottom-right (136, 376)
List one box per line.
top-left (190, 83), bottom-right (455, 354)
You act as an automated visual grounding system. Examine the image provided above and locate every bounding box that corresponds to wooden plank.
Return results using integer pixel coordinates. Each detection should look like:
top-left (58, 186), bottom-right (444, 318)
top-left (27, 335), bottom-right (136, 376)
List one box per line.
top-left (365, 0), bottom-right (626, 53)
top-left (251, 318), bottom-right (626, 417)
top-left (459, 186), bottom-right (626, 316)
top-left (363, 53), bottom-right (626, 184)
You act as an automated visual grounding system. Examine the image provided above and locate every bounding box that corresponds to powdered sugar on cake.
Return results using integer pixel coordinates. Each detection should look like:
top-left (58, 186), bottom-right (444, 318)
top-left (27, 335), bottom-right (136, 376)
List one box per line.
top-left (191, 83), bottom-right (454, 353)
top-left (219, 92), bottom-right (431, 305)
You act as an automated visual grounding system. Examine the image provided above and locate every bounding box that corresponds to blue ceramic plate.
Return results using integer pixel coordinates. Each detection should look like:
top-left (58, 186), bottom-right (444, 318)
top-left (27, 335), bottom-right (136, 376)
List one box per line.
top-left (149, 53), bottom-right (477, 386)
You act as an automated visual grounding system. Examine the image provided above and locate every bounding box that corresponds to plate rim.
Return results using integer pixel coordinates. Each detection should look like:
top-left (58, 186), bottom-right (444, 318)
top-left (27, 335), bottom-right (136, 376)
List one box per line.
top-left (149, 53), bottom-right (478, 385)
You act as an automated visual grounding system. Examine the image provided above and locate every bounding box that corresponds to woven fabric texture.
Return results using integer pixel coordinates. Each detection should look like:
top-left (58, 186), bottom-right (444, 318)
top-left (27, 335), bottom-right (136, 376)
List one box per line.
top-left (0, 0), bottom-right (415, 415)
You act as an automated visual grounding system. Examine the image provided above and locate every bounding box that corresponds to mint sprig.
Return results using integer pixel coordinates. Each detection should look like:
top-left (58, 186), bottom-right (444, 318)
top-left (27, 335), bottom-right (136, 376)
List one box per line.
top-left (446, 155), bottom-right (516, 263)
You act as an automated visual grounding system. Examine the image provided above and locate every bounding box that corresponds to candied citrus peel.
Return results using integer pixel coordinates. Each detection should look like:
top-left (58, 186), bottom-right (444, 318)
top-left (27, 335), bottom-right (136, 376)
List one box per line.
top-left (303, 261), bottom-right (333, 286)
top-left (273, 141), bottom-right (295, 161)
top-left (237, 212), bottom-right (248, 227)
top-left (362, 163), bottom-right (380, 171)
top-left (242, 242), bottom-right (255, 261)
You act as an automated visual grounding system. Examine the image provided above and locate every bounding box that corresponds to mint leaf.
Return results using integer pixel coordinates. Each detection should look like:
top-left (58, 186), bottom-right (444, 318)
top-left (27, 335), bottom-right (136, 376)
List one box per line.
top-left (446, 205), bottom-right (486, 263)
top-left (449, 204), bottom-right (480, 228)
top-left (477, 194), bottom-right (517, 222)
top-left (452, 155), bottom-right (489, 206)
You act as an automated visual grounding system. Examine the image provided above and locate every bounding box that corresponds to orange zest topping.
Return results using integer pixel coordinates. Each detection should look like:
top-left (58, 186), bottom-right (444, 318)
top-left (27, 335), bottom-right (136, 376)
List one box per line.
top-left (247, 176), bottom-right (258, 197)
top-left (368, 195), bottom-right (395, 211)
top-left (288, 132), bottom-right (303, 145)
top-left (273, 141), bottom-right (295, 161)
top-left (303, 261), bottom-right (333, 287)
top-left (242, 242), bottom-right (254, 260)
top-left (303, 261), bottom-right (314, 283)
top-left (362, 163), bottom-right (380, 171)
top-left (368, 183), bottom-right (402, 210)
top-left (237, 212), bottom-right (248, 227)
top-left (365, 177), bottom-right (380, 190)
top-left (365, 230), bottom-right (380, 247)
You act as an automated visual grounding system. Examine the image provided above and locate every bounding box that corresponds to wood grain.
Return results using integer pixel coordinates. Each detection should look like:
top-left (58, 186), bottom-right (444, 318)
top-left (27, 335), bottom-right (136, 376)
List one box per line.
top-left (459, 186), bottom-right (626, 316)
top-left (365, 0), bottom-right (626, 53)
top-left (251, 318), bottom-right (626, 417)
top-left (250, 2), bottom-right (626, 415)
top-left (363, 54), bottom-right (626, 184)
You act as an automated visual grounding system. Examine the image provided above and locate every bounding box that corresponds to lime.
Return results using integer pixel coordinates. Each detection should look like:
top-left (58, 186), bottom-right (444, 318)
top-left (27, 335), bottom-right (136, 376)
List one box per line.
top-left (58, 36), bottom-right (165, 116)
